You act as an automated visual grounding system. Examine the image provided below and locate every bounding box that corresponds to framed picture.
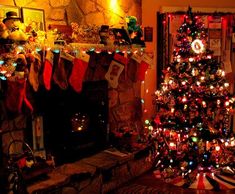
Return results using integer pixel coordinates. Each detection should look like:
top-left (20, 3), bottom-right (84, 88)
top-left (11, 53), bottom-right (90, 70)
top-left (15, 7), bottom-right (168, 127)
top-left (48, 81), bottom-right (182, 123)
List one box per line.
top-left (111, 28), bottom-right (132, 45)
top-left (21, 7), bottom-right (45, 31)
top-left (144, 26), bottom-right (153, 42)
top-left (0, 5), bottom-right (21, 22)
top-left (32, 115), bottom-right (46, 158)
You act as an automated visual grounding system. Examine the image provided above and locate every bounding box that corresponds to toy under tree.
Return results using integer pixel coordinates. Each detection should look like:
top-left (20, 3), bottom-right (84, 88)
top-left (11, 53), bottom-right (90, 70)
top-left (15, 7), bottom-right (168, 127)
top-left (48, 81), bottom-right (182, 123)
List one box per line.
top-left (147, 7), bottom-right (235, 190)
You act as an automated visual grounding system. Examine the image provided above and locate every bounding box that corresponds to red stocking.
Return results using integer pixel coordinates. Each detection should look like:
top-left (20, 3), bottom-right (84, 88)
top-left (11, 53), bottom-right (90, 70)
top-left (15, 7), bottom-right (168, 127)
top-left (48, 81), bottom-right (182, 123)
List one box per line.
top-left (53, 56), bottom-right (72, 90)
top-left (137, 60), bottom-right (149, 81)
top-left (69, 58), bottom-right (88, 93)
top-left (5, 79), bottom-right (33, 113)
top-left (43, 50), bottom-right (54, 90)
top-left (28, 53), bottom-right (42, 92)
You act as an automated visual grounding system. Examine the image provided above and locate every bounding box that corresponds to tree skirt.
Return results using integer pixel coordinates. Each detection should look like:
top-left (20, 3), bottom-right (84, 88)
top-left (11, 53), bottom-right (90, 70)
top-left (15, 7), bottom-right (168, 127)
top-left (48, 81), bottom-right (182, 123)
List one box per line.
top-left (154, 170), bottom-right (235, 190)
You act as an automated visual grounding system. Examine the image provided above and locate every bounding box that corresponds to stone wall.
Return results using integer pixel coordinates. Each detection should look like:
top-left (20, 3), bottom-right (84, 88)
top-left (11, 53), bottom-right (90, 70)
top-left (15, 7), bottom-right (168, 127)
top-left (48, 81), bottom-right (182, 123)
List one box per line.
top-left (27, 148), bottom-right (153, 194)
top-left (0, 0), bottom-right (141, 28)
top-left (84, 52), bottom-right (144, 150)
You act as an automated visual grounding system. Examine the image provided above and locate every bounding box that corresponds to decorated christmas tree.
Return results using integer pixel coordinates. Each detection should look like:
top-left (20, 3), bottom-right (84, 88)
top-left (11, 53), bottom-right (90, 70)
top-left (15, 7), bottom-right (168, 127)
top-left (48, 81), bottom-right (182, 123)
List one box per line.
top-left (147, 7), bottom-right (235, 189)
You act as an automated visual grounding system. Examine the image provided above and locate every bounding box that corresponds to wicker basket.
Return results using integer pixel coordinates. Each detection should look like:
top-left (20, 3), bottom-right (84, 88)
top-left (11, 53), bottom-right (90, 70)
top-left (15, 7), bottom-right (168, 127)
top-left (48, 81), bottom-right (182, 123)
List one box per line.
top-left (7, 139), bottom-right (51, 181)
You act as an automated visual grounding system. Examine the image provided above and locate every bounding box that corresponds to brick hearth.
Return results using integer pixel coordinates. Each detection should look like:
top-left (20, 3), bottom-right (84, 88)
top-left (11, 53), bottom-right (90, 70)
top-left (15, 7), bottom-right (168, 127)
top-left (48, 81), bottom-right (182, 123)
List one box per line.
top-left (27, 146), bottom-right (153, 194)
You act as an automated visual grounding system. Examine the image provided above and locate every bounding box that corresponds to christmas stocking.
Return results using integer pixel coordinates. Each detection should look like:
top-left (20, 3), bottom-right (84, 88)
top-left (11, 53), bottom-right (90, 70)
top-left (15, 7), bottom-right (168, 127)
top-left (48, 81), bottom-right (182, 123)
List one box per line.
top-left (28, 53), bottom-right (42, 92)
top-left (128, 58), bottom-right (138, 82)
top-left (137, 53), bottom-right (152, 81)
top-left (105, 53), bottom-right (127, 88)
top-left (5, 78), bottom-right (33, 113)
top-left (130, 52), bottom-right (143, 82)
top-left (53, 54), bottom-right (73, 90)
top-left (137, 60), bottom-right (149, 81)
top-left (69, 57), bottom-right (89, 93)
top-left (43, 50), bottom-right (54, 90)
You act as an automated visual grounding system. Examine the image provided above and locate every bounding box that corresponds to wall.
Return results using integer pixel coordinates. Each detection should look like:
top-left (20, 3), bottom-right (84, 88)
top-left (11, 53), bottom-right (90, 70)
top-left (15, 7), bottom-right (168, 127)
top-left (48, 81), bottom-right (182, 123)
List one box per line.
top-left (142, 0), bottom-right (235, 119)
top-left (0, 0), bottom-right (141, 27)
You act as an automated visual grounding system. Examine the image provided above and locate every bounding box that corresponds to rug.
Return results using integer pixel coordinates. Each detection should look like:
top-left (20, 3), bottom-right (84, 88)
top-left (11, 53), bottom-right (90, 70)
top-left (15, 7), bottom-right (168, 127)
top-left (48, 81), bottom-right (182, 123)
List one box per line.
top-left (153, 169), bottom-right (235, 191)
top-left (111, 171), bottom-right (235, 194)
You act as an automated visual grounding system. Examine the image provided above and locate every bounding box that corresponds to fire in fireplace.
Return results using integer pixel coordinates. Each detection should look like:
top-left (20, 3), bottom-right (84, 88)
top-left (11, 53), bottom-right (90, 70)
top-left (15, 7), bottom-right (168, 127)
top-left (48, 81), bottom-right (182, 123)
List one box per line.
top-left (35, 80), bottom-right (109, 165)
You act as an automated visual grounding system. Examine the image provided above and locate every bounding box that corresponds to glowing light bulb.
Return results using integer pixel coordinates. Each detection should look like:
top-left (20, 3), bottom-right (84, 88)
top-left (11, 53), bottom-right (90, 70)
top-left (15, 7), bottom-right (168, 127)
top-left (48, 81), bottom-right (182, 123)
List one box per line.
top-left (219, 86), bottom-right (224, 91)
top-left (189, 57), bottom-right (194, 62)
top-left (225, 101), bottom-right (230, 106)
top-left (215, 146), bottom-right (220, 151)
top-left (200, 76), bottom-right (205, 81)
top-left (202, 101), bottom-right (206, 107)
top-left (169, 142), bottom-right (176, 149)
top-left (231, 141), bottom-right (235, 146)
top-left (0, 70), bottom-right (7, 74)
top-left (212, 172), bottom-right (215, 178)
top-left (145, 120), bottom-right (150, 125)
top-left (78, 127), bottom-right (83, 131)
top-left (192, 68), bottom-right (196, 76)
top-left (221, 71), bottom-right (225, 77)
top-left (182, 96), bottom-right (187, 102)
top-left (148, 126), bottom-right (153, 131)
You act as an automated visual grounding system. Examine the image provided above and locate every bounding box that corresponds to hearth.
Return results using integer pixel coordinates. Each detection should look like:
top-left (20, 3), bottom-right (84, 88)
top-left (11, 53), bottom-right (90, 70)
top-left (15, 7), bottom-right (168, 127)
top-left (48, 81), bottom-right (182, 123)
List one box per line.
top-left (35, 80), bottom-right (109, 165)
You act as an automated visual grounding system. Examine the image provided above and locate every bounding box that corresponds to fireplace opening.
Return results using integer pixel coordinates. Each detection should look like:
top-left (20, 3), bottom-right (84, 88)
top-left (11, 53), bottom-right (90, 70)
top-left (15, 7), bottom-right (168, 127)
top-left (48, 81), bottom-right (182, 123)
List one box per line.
top-left (35, 80), bottom-right (109, 165)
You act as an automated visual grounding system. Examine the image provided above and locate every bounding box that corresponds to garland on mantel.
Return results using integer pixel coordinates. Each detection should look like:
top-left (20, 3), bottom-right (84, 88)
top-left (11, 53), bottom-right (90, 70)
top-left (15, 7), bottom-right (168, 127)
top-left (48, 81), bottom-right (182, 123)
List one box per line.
top-left (0, 41), bottom-right (146, 80)
top-left (0, 39), bottom-right (153, 116)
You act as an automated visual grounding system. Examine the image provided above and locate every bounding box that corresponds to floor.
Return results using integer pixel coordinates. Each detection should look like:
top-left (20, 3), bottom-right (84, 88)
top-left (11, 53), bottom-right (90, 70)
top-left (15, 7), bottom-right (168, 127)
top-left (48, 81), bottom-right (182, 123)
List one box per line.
top-left (112, 171), bottom-right (235, 194)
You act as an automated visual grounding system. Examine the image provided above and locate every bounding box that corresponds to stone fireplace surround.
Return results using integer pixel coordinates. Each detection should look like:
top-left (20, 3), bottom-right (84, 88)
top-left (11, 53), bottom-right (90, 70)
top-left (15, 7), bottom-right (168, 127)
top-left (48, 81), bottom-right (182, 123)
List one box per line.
top-left (0, 50), bottom-right (149, 193)
top-left (1, 50), bottom-right (144, 158)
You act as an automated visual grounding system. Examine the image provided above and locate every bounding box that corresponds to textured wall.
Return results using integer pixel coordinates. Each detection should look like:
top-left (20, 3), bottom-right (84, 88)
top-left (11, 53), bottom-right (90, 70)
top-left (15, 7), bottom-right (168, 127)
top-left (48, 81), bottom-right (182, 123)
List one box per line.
top-left (0, 0), bottom-right (141, 29)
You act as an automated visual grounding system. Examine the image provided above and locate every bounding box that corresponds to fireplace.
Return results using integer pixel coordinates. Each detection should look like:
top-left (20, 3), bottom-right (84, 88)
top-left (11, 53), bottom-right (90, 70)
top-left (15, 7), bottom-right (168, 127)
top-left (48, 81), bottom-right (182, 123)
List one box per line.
top-left (35, 80), bottom-right (109, 165)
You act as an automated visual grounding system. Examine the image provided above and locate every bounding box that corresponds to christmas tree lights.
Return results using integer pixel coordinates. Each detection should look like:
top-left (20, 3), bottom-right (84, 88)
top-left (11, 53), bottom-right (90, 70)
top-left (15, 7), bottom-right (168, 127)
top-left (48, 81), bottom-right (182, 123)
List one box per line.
top-left (147, 7), bottom-right (235, 189)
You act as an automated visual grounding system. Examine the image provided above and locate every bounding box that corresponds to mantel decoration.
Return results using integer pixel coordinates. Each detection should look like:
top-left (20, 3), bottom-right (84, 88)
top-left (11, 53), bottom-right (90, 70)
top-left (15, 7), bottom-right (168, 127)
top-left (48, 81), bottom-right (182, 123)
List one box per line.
top-left (0, 9), bottom-right (151, 116)
top-left (0, 10), bottom-right (146, 80)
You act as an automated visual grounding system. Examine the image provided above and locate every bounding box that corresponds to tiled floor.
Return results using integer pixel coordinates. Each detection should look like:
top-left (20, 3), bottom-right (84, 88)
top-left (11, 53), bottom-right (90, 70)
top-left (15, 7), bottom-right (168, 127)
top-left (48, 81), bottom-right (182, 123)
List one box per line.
top-left (112, 172), bottom-right (235, 194)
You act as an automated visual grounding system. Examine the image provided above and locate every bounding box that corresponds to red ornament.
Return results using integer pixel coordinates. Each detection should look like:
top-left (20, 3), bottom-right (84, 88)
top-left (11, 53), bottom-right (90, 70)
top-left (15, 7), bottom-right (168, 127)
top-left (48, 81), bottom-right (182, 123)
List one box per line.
top-left (154, 115), bottom-right (161, 124)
